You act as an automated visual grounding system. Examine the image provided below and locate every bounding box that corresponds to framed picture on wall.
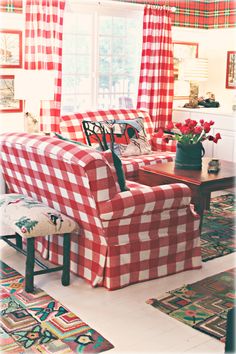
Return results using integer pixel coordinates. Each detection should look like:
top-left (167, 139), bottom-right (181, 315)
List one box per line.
top-left (226, 51), bottom-right (236, 89)
top-left (173, 41), bottom-right (199, 99)
top-left (0, 75), bottom-right (23, 112)
top-left (0, 29), bottom-right (22, 68)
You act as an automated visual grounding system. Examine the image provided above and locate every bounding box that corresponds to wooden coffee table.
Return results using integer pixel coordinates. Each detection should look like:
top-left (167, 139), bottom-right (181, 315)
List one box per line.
top-left (139, 158), bottom-right (235, 230)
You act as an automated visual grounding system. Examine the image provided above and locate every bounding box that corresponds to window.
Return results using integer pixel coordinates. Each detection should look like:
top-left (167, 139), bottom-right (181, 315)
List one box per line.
top-left (61, 2), bottom-right (142, 114)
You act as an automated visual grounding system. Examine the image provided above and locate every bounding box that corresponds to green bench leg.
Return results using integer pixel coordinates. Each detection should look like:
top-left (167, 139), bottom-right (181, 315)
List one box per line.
top-left (62, 233), bottom-right (71, 286)
top-left (25, 238), bottom-right (35, 293)
top-left (15, 233), bottom-right (22, 250)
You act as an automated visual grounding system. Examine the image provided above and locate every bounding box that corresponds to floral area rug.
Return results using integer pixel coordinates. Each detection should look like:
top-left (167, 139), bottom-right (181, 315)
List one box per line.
top-left (201, 194), bottom-right (235, 262)
top-left (0, 261), bottom-right (114, 353)
top-left (146, 268), bottom-right (235, 342)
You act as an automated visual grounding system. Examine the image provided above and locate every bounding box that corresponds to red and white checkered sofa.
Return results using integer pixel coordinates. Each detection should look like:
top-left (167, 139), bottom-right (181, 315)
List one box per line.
top-left (60, 109), bottom-right (176, 180)
top-left (0, 132), bottom-right (201, 290)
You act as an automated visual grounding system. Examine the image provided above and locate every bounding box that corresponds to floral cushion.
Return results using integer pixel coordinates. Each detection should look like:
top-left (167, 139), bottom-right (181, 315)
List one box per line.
top-left (0, 194), bottom-right (78, 238)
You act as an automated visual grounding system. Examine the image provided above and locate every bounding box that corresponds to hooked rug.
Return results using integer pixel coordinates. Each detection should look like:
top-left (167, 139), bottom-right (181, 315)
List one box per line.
top-left (201, 194), bottom-right (235, 261)
top-left (0, 261), bottom-right (114, 353)
top-left (146, 268), bottom-right (235, 342)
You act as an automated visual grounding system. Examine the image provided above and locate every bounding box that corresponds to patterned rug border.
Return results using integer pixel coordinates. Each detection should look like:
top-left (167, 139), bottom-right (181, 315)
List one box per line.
top-left (0, 261), bottom-right (114, 353)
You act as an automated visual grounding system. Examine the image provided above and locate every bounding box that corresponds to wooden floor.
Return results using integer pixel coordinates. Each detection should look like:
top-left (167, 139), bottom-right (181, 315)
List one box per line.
top-left (1, 241), bottom-right (234, 353)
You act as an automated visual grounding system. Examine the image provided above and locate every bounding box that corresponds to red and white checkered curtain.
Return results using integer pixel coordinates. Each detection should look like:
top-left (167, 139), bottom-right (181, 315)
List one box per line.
top-left (24, 0), bottom-right (65, 132)
top-left (137, 6), bottom-right (174, 131)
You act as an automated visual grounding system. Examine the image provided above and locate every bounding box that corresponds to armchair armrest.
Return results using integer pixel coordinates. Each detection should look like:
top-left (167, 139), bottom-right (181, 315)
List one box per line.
top-left (151, 135), bottom-right (177, 152)
top-left (99, 182), bottom-right (191, 220)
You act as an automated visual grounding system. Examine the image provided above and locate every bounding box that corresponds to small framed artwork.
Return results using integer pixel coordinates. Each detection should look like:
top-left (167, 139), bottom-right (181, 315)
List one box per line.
top-left (226, 51), bottom-right (236, 89)
top-left (0, 75), bottom-right (23, 113)
top-left (173, 41), bottom-right (199, 99)
top-left (0, 29), bottom-right (22, 68)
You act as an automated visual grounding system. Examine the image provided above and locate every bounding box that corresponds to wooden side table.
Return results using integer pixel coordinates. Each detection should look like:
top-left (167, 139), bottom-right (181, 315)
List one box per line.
top-left (139, 158), bottom-right (235, 231)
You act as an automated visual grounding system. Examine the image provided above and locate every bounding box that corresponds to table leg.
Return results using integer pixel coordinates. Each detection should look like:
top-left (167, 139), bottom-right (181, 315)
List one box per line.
top-left (192, 194), bottom-right (206, 233)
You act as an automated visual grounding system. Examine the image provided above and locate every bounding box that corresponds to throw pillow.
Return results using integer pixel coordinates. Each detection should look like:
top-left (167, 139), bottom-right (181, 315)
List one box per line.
top-left (121, 136), bottom-right (152, 157)
top-left (82, 118), bottom-right (152, 157)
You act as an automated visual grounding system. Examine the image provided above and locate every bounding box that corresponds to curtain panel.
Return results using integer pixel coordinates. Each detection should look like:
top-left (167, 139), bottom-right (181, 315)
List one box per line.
top-left (24, 0), bottom-right (65, 132)
top-left (137, 6), bottom-right (174, 131)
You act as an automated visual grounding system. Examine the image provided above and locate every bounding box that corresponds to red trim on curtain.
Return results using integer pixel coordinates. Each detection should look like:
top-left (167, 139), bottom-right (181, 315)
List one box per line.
top-left (24, 0), bottom-right (65, 132)
top-left (137, 6), bottom-right (174, 131)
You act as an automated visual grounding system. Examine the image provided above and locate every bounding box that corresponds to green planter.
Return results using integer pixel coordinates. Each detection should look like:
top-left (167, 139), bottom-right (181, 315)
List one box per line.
top-left (175, 142), bottom-right (205, 170)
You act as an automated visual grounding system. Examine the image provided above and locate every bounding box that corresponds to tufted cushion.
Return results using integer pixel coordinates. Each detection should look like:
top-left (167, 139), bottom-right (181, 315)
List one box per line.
top-left (0, 194), bottom-right (79, 238)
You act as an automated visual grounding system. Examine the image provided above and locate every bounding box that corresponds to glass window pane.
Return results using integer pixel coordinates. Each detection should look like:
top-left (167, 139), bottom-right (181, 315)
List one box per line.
top-left (112, 17), bottom-right (125, 36)
top-left (74, 95), bottom-right (92, 111)
top-left (112, 40), bottom-right (123, 56)
top-left (99, 37), bottom-right (112, 56)
top-left (77, 76), bottom-right (91, 93)
top-left (99, 56), bottom-right (111, 74)
top-left (76, 35), bottom-right (91, 54)
top-left (77, 56), bottom-right (90, 75)
top-left (62, 55), bottom-right (77, 74)
top-left (99, 16), bottom-right (112, 35)
top-left (61, 95), bottom-right (76, 114)
top-left (99, 75), bottom-right (110, 92)
top-left (98, 94), bottom-right (111, 109)
top-left (112, 57), bottom-right (124, 75)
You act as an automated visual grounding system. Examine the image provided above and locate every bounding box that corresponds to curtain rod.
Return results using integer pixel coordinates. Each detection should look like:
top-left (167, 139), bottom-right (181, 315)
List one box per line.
top-left (109, 0), bottom-right (176, 12)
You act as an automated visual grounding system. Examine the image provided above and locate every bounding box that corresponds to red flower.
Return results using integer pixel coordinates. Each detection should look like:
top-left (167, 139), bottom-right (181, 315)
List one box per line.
top-left (175, 122), bottom-right (182, 129)
top-left (158, 118), bottom-right (221, 145)
top-left (203, 122), bottom-right (211, 133)
top-left (193, 126), bottom-right (203, 135)
top-left (189, 120), bottom-right (197, 128)
top-left (213, 133), bottom-right (221, 143)
top-left (166, 122), bottom-right (174, 131)
top-left (181, 126), bottom-right (191, 135)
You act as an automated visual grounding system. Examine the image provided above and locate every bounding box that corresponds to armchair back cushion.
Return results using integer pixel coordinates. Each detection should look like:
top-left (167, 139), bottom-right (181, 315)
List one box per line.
top-left (60, 109), bottom-right (154, 143)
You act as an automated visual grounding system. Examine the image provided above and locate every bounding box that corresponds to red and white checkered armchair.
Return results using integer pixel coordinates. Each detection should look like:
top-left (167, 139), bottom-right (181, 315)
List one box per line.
top-left (60, 109), bottom-right (177, 180)
top-left (0, 133), bottom-right (201, 290)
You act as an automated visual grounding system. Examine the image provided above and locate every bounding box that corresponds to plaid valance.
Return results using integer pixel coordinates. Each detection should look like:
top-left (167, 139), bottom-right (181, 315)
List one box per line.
top-left (113, 0), bottom-right (236, 29)
top-left (0, 0), bottom-right (22, 13)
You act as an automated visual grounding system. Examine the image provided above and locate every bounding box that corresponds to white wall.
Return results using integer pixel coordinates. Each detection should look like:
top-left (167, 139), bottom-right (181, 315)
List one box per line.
top-left (0, 12), bottom-right (25, 133)
top-left (173, 26), bottom-right (236, 110)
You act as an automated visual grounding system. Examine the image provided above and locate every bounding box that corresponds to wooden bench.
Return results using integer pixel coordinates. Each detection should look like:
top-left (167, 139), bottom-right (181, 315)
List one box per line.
top-left (0, 194), bottom-right (78, 293)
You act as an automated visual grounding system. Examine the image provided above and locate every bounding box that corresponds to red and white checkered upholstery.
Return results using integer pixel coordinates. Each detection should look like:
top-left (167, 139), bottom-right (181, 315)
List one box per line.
top-left (60, 109), bottom-right (154, 142)
top-left (0, 132), bottom-right (201, 290)
top-left (60, 109), bottom-right (176, 179)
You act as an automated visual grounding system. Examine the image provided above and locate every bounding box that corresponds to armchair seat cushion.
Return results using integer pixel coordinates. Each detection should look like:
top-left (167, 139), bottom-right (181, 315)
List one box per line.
top-left (121, 151), bottom-right (175, 179)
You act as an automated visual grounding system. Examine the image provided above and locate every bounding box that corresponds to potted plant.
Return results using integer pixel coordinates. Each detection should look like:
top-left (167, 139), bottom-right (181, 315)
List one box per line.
top-left (157, 119), bottom-right (221, 170)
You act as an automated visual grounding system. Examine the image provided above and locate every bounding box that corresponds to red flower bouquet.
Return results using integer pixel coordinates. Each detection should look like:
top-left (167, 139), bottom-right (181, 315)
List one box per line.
top-left (158, 119), bottom-right (221, 145)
